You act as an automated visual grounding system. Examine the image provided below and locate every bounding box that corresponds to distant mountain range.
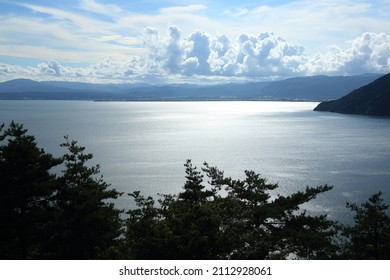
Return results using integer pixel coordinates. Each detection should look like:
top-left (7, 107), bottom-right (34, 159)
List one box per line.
top-left (314, 73), bottom-right (390, 116)
top-left (0, 74), bottom-right (382, 101)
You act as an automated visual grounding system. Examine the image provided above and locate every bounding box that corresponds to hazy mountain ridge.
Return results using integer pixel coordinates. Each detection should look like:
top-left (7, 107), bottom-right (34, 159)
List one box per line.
top-left (0, 74), bottom-right (382, 101)
top-left (314, 73), bottom-right (390, 116)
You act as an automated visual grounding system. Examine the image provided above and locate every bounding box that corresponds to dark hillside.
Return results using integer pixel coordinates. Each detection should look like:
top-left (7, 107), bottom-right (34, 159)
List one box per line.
top-left (314, 73), bottom-right (390, 116)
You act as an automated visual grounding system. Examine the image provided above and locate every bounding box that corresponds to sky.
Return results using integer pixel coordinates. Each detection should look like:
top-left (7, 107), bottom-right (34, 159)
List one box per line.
top-left (0, 0), bottom-right (390, 83)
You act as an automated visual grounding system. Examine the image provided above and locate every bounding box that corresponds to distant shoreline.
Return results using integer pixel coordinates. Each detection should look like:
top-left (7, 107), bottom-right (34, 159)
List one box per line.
top-left (0, 98), bottom-right (322, 102)
top-left (0, 74), bottom-right (381, 102)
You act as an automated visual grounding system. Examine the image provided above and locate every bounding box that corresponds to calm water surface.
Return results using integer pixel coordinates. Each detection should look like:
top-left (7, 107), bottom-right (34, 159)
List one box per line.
top-left (1, 100), bottom-right (390, 223)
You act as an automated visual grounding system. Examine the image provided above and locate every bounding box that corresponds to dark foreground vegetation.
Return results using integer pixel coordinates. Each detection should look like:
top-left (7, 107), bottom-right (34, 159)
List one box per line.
top-left (1, 122), bottom-right (390, 260)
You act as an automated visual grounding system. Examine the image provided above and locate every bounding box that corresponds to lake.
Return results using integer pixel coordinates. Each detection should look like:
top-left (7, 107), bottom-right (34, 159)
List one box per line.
top-left (1, 100), bottom-right (390, 224)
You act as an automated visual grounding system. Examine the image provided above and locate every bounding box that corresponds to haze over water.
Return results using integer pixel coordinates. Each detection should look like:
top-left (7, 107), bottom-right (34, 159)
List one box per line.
top-left (1, 100), bottom-right (390, 224)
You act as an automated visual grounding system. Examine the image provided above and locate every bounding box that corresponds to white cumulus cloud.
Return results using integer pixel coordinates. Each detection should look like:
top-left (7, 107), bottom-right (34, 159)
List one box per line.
top-left (1, 28), bottom-right (390, 83)
top-left (307, 32), bottom-right (390, 75)
top-left (141, 27), bottom-right (309, 79)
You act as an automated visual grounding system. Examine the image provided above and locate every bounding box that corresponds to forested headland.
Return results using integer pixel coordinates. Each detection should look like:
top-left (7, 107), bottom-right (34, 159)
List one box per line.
top-left (1, 122), bottom-right (389, 260)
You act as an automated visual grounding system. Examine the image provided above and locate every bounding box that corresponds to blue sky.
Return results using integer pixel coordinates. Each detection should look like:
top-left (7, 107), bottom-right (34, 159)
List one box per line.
top-left (1, 0), bottom-right (390, 83)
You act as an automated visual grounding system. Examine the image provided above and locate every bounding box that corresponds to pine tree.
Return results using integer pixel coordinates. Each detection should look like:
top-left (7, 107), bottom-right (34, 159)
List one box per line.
top-left (48, 136), bottom-right (123, 259)
top-left (0, 122), bottom-right (61, 259)
top-left (203, 163), bottom-right (338, 259)
top-left (126, 161), bottom-right (338, 259)
top-left (126, 160), bottom-right (221, 259)
top-left (343, 192), bottom-right (390, 259)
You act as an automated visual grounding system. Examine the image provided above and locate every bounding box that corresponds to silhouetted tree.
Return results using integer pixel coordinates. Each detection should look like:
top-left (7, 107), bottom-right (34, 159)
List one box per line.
top-left (178, 159), bottom-right (216, 203)
top-left (126, 160), bottom-right (221, 259)
top-left (0, 122), bottom-right (61, 259)
top-left (203, 163), bottom-right (339, 259)
top-left (126, 161), bottom-right (339, 259)
top-left (125, 191), bottom-right (168, 259)
top-left (4, 121), bottom-right (390, 260)
top-left (342, 192), bottom-right (390, 259)
top-left (47, 136), bottom-right (123, 259)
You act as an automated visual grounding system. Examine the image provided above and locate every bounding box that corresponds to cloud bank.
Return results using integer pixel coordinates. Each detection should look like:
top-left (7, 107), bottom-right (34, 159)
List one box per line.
top-left (1, 28), bottom-right (390, 83)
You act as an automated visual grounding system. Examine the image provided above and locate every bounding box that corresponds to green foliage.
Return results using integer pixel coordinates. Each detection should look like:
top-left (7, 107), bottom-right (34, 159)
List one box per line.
top-left (125, 161), bottom-right (222, 259)
top-left (47, 136), bottom-right (124, 259)
top-left (0, 122), bottom-right (123, 259)
top-left (126, 160), bottom-right (339, 260)
top-left (0, 122), bottom-right (61, 259)
top-left (1, 121), bottom-right (390, 260)
top-left (205, 163), bottom-right (339, 259)
top-left (236, 194), bottom-right (335, 258)
top-left (178, 159), bottom-right (216, 203)
top-left (342, 192), bottom-right (390, 259)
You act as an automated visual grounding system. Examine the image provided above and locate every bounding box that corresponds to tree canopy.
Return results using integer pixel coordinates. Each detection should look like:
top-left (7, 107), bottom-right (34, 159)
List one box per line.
top-left (0, 122), bottom-right (61, 259)
top-left (1, 122), bottom-right (389, 260)
top-left (0, 122), bottom-right (122, 259)
top-left (342, 192), bottom-right (390, 259)
top-left (125, 160), bottom-right (339, 259)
